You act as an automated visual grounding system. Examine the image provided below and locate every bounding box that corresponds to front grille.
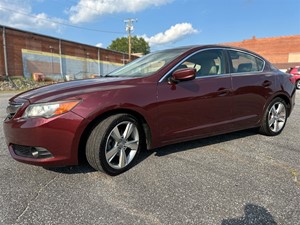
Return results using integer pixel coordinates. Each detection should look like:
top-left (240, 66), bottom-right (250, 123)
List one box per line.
top-left (12, 144), bottom-right (53, 159)
top-left (6, 103), bottom-right (23, 120)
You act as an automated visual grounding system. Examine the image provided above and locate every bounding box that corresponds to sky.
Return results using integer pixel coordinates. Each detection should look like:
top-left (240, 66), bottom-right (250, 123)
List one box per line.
top-left (0, 0), bottom-right (299, 52)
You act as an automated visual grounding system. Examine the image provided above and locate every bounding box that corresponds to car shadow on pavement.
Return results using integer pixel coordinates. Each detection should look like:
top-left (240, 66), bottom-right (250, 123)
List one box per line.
top-left (45, 128), bottom-right (258, 175)
top-left (151, 128), bottom-right (258, 157)
top-left (221, 203), bottom-right (277, 225)
top-left (44, 162), bottom-right (96, 174)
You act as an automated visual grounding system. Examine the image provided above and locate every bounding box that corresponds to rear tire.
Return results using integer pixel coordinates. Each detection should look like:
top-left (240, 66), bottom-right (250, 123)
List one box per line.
top-left (259, 97), bottom-right (287, 136)
top-left (86, 114), bottom-right (143, 175)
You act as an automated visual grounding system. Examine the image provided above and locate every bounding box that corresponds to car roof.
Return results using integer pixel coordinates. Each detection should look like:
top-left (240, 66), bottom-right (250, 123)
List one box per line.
top-left (158, 44), bottom-right (261, 55)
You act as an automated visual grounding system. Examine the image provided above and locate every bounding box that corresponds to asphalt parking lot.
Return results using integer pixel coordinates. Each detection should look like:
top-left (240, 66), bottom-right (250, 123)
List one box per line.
top-left (0, 91), bottom-right (299, 225)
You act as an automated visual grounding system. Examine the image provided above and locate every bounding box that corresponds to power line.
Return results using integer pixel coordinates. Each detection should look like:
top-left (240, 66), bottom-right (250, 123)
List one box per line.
top-left (0, 6), bottom-right (125, 34)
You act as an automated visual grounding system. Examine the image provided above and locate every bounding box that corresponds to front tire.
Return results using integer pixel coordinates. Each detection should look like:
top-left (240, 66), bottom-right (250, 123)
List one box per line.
top-left (259, 97), bottom-right (287, 136)
top-left (86, 114), bottom-right (143, 175)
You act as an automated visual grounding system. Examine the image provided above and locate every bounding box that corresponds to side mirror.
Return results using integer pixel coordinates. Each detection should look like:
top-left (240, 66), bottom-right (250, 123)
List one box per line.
top-left (169, 68), bottom-right (196, 84)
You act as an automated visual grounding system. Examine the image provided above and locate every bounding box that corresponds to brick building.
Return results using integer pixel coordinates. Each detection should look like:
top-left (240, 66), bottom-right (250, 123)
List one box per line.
top-left (0, 26), bottom-right (134, 80)
top-left (225, 35), bottom-right (300, 71)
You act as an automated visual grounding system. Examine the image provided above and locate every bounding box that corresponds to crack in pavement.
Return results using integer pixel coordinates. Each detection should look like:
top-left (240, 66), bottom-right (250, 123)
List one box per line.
top-left (15, 175), bottom-right (60, 223)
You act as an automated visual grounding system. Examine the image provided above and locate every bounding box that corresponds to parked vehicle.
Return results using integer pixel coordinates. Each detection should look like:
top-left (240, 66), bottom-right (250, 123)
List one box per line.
top-left (286, 66), bottom-right (300, 89)
top-left (3, 45), bottom-right (296, 175)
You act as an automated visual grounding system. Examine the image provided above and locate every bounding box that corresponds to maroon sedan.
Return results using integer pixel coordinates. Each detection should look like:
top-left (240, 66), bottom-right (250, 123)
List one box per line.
top-left (3, 45), bottom-right (296, 175)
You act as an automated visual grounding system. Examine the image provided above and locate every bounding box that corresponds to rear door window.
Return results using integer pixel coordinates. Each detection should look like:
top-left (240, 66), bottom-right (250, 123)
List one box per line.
top-left (228, 50), bottom-right (264, 74)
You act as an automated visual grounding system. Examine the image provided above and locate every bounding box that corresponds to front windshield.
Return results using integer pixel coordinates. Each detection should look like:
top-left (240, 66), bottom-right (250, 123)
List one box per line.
top-left (106, 48), bottom-right (190, 78)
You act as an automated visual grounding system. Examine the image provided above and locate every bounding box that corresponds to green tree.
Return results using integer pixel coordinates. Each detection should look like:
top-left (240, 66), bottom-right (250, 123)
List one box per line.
top-left (107, 36), bottom-right (150, 55)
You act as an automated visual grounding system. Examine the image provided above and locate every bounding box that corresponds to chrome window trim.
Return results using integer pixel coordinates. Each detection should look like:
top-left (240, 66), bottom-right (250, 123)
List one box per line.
top-left (158, 47), bottom-right (266, 83)
top-left (230, 71), bottom-right (265, 77)
top-left (195, 73), bottom-right (231, 79)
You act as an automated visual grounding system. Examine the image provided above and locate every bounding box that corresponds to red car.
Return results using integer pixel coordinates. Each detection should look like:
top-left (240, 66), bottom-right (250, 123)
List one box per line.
top-left (3, 45), bottom-right (296, 175)
top-left (286, 66), bottom-right (300, 89)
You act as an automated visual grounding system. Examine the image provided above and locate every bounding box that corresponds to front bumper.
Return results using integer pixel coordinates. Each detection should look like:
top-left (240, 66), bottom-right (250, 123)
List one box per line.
top-left (3, 111), bottom-right (85, 167)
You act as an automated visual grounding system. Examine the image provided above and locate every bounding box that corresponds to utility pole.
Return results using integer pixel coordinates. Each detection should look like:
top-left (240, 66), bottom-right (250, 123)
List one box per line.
top-left (124, 18), bottom-right (137, 62)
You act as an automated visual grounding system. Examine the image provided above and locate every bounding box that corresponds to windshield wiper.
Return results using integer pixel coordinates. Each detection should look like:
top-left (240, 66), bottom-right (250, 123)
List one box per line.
top-left (103, 75), bottom-right (119, 77)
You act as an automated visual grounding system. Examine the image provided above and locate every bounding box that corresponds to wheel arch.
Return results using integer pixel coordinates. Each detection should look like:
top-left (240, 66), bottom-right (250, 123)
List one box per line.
top-left (272, 93), bottom-right (292, 117)
top-left (78, 109), bottom-right (152, 163)
top-left (262, 92), bottom-right (292, 121)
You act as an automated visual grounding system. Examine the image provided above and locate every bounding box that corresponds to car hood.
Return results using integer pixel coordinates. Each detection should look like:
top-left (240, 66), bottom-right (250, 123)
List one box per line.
top-left (11, 77), bottom-right (135, 103)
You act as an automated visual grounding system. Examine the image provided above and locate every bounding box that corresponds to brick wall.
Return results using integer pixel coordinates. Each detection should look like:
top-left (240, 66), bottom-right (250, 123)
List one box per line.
top-left (225, 35), bottom-right (300, 69)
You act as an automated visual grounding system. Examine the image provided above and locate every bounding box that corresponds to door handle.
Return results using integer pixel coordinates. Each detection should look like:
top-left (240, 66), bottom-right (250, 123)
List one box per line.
top-left (262, 80), bottom-right (272, 87)
top-left (217, 88), bottom-right (230, 96)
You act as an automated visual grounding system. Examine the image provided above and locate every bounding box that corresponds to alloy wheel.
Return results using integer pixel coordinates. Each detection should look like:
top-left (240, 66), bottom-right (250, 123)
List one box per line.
top-left (105, 121), bottom-right (139, 169)
top-left (268, 102), bottom-right (286, 133)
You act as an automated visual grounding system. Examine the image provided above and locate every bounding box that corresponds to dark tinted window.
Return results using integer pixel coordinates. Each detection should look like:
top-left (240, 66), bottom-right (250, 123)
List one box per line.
top-left (175, 49), bottom-right (226, 77)
top-left (229, 50), bottom-right (264, 73)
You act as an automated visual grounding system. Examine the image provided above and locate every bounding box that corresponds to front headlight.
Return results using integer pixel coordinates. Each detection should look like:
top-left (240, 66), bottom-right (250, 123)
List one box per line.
top-left (23, 100), bottom-right (81, 118)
